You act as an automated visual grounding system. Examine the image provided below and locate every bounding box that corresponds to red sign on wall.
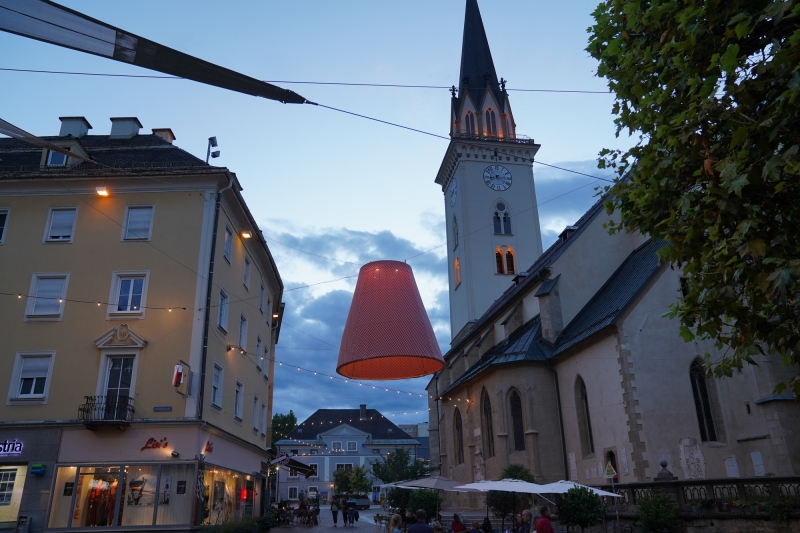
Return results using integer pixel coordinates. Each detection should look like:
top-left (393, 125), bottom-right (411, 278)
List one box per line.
top-left (141, 437), bottom-right (169, 451)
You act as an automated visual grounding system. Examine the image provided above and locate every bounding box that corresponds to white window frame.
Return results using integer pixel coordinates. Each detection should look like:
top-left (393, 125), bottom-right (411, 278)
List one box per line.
top-left (288, 486), bottom-right (299, 500)
top-left (259, 281), bottom-right (265, 313)
top-left (256, 336), bottom-right (263, 370)
top-left (0, 468), bottom-right (19, 507)
top-left (121, 205), bottom-right (155, 241)
top-left (260, 401), bottom-right (267, 436)
top-left (332, 441), bottom-right (342, 451)
top-left (238, 314), bottom-right (248, 351)
top-left (308, 485), bottom-right (319, 494)
top-left (211, 362), bottom-right (223, 408)
top-left (6, 351), bottom-right (56, 405)
top-left (24, 273), bottom-right (69, 322)
top-left (217, 288), bottom-right (230, 333)
top-left (223, 226), bottom-right (233, 264)
top-left (43, 207), bottom-right (78, 243)
top-left (335, 463), bottom-right (353, 471)
top-left (94, 349), bottom-right (140, 402)
top-left (347, 441), bottom-right (357, 452)
top-left (0, 208), bottom-right (9, 244)
top-left (243, 256), bottom-right (251, 290)
top-left (252, 394), bottom-right (260, 430)
top-left (106, 271), bottom-right (150, 319)
top-left (46, 148), bottom-right (69, 167)
top-left (234, 380), bottom-right (244, 420)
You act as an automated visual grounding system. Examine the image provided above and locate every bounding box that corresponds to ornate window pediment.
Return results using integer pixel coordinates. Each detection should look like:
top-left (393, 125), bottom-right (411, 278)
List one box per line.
top-left (94, 324), bottom-right (148, 349)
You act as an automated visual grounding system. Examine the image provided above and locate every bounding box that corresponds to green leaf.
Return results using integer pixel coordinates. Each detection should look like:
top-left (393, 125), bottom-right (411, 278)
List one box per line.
top-left (720, 44), bottom-right (740, 72)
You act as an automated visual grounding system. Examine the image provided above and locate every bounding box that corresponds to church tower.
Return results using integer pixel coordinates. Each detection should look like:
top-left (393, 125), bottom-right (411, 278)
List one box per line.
top-left (436, 0), bottom-right (543, 342)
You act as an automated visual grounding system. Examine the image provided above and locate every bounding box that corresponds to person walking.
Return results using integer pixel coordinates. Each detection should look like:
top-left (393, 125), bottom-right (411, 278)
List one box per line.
top-left (390, 513), bottom-right (403, 533)
top-left (408, 510), bottom-right (433, 533)
top-left (330, 498), bottom-right (340, 527)
top-left (534, 507), bottom-right (554, 533)
top-left (346, 497), bottom-right (357, 527)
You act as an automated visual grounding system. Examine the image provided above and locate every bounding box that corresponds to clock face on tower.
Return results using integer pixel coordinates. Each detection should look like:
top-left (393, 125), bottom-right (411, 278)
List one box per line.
top-left (483, 165), bottom-right (512, 191)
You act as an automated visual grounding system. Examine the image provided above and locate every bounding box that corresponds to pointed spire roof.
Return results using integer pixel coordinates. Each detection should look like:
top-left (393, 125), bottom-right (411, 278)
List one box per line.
top-left (458, 0), bottom-right (504, 111)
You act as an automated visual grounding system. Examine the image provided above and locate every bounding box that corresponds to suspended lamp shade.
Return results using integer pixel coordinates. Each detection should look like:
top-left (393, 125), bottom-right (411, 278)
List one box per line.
top-left (337, 260), bottom-right (444, 380)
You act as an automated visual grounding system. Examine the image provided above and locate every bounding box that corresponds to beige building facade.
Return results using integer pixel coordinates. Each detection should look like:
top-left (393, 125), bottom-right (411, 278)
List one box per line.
top-left (427, 0), bottom-right (800, 509)
top-left (0, 116), bottom-right (283, 532)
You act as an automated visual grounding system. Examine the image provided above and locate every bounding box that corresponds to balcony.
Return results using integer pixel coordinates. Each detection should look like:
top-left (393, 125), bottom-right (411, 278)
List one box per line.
top-left (452, 132), bottom-right (538, 145)
top-left (79, 395), bottom-right (135, 430)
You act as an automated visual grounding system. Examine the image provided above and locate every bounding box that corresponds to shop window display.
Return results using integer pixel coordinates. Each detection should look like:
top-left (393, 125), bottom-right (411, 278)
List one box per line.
top-left (156, 464), bottom-right (194, 526)
top-left (202, 466), bottom-right (255, 525)
top-left (72, 466), bottom-right (121, 527)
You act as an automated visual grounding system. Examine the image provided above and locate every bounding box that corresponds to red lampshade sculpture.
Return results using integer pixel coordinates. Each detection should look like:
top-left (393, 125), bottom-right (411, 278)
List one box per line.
top-left (337, 260), bottom-right (444, 380)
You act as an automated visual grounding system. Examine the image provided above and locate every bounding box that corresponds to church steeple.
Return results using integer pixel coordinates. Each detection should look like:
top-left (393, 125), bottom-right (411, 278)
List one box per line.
top-left (458, 0), bottom-right (503, 112)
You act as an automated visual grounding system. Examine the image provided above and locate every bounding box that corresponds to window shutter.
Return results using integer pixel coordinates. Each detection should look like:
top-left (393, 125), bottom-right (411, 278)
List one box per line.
top-left (33, 277), bottom-right (65, 314)
top-left (49, 209), bottom-right (76, 239)
top-left (20, 356), bottom-right (50, 378)
top-left (125, 207), bottom-right (153, 239)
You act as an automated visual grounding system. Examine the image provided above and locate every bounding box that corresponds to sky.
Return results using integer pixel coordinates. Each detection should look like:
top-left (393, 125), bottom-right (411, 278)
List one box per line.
top-left (0, 1), bottom-right (630, 426)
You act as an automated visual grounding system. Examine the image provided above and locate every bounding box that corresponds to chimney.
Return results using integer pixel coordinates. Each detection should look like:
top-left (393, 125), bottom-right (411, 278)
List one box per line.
top-left (359, 404), bottom-right (367, 420)
top-left (109, 117), bottom-right (143, 139)
top-left (535, 275), bottom-right (563, 343)
top-left (152, 128), bottom-right (176, 144)
top-left (59, 116), bottom-right (92, 138)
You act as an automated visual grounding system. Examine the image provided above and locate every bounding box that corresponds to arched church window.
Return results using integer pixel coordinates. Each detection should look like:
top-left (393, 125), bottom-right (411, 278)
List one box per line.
top-left (503, 213), bottom-right (512, 234)
top-left (690, 361), bottom-right (718, 441)
top-left (575, 376), bottom-right (595, 456)
top-left (486, 109), bottom-right (497, 136)
top-left (509, 389), bottom-right (525, 451)
top-left (482, 390), bottom-right (495, 458)
top-left (495, 246), bottom-right (516, 274)
top-left (454, 257), bottom-right (461, 287)
top-left (493, 213), bottom-right (502, 234)
top-left (454, 408), bottom-right (465, 465)
top-left (465, 112), bottom-right (476, 136)
top-left (453, 216), bottom-right (459, 250)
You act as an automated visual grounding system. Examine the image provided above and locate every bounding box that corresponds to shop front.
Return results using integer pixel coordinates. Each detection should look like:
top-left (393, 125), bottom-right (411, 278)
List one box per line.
top-left (46, 425), bottom-right (265, 531)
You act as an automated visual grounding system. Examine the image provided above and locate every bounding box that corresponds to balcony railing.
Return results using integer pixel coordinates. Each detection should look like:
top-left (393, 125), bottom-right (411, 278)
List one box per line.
top-left (452, 133), bottom-right (538, 145)
top-left (79, 395), bottom-right (135, 429)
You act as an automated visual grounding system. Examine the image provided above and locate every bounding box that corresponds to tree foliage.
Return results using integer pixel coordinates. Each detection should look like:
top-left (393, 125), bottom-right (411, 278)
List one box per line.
top-left (588, 0), bottom-right (800, 393)
top-left (485, 464), bottom-right (536, 531)
top-left (387, 488), bottom-right (414, 514)
top-left (270, 411), bottom-right (297, 446)
top-left (637, 492), bottom-right (680, 533)
top-left (349, 465), bottom-right (373, 496)
top-left (408, 490), bottom-right (443, 523)
top-left (556, 487), bottom-right (605, 533)
top-left (332, 469), bottom-right (352, 494)
top-left (370, 448), bottom-right (429, 484)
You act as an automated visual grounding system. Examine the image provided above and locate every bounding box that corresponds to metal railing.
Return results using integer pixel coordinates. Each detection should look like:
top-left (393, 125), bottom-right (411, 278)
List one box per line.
top-left (452, 133), bottom-right (538, 145)
top-left (79, 394), bottom-right (135, 423)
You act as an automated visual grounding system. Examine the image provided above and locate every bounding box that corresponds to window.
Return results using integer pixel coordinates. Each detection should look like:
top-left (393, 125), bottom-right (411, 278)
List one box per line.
top-left (454, 257), bottom-right (461, 287)
top-left (452, 216), bottom-right (459, 250)
top-left (217, 289), bottom-right (229, 332)
top-left (26, 274), bottom-right (68, 319)
top-left (238, 314), bottom-right (248, 350)
top-left (253, 395), bottom-right (260, 430)
top-left (8, 352), bottom-right (55, 402)
top-left (332, 441), bottom-right (342, 451)
top-left (493, 213), bottom-right (502, 234)
top-left (47, 148), bottom-right (69, 166)
top-left (0, 208), bottom-right (8, 244)
top-left (223, 226), bottom-right (233, 263)
top-left (0, 469), bottom-right (17, 505)
top-left (259, 282), bottom-right (265, 312)
top-left (335, 464), bottom-right (352, 471)
top-left (575, 377), bottom-right (595, 456)
top-left (690, 361), bottom-right (718, 442)
top-left (509, 390), bottom-right (525, 451)
top-left (243, 256), bottom-right (251, 289)
top-left (493, 203), bottom-right (512, 234)
top-left (256, 336), bottom-right (263, 369)
top-left (347, 441), bottom-right (357, 452)
top-left (234, 380), bottom-right (244, 419)
top-left (263, 346), bottom-right (270, 375)
top-left (123, 205), bottom-right (154, 240)
top-left (486, 109), bottom-right (497, 136)
top-left (108, 272), bottom-right (149, 316)
top-left (495, 246), bottom-right (516, 274)
top-left (482, 390), bottom-right (495, 458)
top-left (454, 408), bottom-right (464, 465)
top-left (288, 487), bottom-right (298, 499)
top-left (465, 111), bottom-right (476, 135)
top-left (308, 485), bottom-right (319, 494)
top-left (211, 363), bottom-right (223, 407)
top-left (45, 207), bottom-right (77, 242)
top-left (503, 213), bottom-right (512, 234)
top-left (260, 402), bottom-right (267, 435)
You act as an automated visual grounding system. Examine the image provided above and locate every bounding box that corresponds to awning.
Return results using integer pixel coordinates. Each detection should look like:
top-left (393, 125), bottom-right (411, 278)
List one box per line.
top-left (266, 448), bottom-right (316, 477)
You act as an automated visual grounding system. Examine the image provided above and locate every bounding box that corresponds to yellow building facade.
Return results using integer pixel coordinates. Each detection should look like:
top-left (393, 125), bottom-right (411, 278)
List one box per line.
top-left (0, 117), bottom-right (281, 532)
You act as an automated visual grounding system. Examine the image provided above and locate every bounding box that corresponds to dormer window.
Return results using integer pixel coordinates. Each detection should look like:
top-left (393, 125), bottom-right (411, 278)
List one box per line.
top-left (47, 149), bottom-right (69, 167)
top-left (486, 109), bottom-right (497, 136)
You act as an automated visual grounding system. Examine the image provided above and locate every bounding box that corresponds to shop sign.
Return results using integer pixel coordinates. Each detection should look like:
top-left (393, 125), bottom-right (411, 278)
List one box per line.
top-left (141, 437), bottom-right (169, 451)
top-left (0, 439), bottom-right (23, 455)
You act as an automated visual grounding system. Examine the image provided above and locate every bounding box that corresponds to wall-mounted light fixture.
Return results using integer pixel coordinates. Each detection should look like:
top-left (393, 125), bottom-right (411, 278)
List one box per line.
top-left (96, 187), bottom-right (109, 196)
top-left (241, 231), bottom-right (252, 239)
top-left (171, 451), bottom-right (180, 458)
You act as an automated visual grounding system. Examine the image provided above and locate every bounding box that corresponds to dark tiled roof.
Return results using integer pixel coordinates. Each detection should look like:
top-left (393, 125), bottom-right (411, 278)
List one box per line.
top-left (456, 0), bottom-right (505, 113)
top-left (0, 134), bottom-right (207, 173)
top-left (440, 239), bottom-right (667, 396)
top-left (284, 409), bottom-right (416, 443)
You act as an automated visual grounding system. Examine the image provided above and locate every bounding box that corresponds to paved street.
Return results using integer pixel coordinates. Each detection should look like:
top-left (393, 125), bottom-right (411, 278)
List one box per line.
top-left (275, 506), bottom-right (386, 531)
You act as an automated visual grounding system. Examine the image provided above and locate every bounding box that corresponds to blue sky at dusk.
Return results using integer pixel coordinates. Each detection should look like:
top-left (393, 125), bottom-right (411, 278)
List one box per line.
top-left (0, 1), bottom-right (629, 424)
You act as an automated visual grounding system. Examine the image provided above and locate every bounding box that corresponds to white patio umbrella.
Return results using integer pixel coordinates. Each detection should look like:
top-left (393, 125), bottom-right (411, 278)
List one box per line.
top-left (452, 478), bottom-right (546, 493)
top-left (534, 480), bottom-right (621, 497)
top-left (396, 476), bottom-right (479, 492)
